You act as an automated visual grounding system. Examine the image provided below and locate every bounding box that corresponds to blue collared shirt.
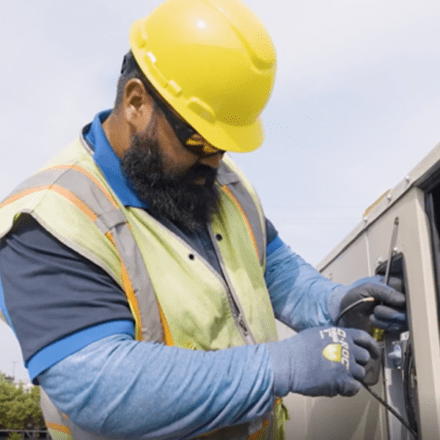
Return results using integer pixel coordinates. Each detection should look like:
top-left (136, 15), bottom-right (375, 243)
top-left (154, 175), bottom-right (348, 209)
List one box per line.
top-left (84, 110), bottom-right (149, 208)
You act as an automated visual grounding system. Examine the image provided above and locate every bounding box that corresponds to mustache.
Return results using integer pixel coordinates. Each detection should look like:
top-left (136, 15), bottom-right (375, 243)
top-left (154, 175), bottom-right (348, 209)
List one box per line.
top-left (183, 164), bottom-right (218, 185)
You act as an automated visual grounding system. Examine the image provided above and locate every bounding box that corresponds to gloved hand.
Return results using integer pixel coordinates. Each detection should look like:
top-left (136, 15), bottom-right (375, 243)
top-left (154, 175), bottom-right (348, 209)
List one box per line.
top-left (267, 327), bottom-right (380, 398)
top-left (336, 276), bottom-right (407, 333)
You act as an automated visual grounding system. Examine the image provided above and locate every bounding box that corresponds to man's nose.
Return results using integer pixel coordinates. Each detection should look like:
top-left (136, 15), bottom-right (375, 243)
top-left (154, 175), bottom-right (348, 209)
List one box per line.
top-left (199, 151), bottom-right (225, 168)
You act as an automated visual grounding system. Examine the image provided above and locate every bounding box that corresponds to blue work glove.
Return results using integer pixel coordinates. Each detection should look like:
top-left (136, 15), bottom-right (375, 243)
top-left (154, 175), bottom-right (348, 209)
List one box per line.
top-left (335, 276), bottom-right (407, 333)
top-left (267, 327), bottom-right (380, 397)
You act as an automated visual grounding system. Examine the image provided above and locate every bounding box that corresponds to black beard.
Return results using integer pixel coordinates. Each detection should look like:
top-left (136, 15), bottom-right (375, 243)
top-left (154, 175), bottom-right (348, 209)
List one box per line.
top-left (120, 133), bottom-right (220, 232)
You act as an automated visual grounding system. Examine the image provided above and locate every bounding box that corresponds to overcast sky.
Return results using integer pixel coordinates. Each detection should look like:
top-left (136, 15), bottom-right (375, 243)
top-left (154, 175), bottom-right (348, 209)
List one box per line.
top-left (1, 0), bottom-right (439, 383)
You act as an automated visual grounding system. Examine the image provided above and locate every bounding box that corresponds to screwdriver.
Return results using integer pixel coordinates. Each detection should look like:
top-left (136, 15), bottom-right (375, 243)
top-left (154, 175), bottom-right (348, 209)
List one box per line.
top-left (371, 216), bottom-right (399, 341)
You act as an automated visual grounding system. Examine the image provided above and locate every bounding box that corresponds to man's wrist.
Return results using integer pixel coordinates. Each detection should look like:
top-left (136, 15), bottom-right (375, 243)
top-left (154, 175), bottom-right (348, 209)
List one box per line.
top-left (328, 285), bottom-right (348, 325)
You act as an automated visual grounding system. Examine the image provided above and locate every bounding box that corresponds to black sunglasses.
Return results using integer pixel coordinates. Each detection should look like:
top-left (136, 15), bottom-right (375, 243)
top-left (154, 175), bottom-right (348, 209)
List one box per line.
top-left (141, 78), bottom-right (224, 158)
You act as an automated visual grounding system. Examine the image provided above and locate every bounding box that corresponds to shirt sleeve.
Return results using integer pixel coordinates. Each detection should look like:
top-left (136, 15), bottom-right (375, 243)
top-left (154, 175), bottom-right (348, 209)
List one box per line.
top-left (264, 231), bottom-right (342, 331)
top-left (38, 334), bottom-right (274, 439)
top-left (0, 214), bottom-right (135, 381)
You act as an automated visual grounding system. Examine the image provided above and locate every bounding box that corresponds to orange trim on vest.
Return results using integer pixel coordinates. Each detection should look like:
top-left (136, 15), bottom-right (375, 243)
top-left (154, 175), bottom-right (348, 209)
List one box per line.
top-left (0, 185), bottom-right (98, 222)
top-left (247, 420), bottom-right (269, 440)
top-left (105, 232), bottom-right (143, 341)
top-left (45, 421), bottom-right (72, 434)
top-left (221, 185), bottom-right (260, 261)
top-left (158, 302), bottom-right (174, 346)
top-left (247, 398), bottom-right (283, 440)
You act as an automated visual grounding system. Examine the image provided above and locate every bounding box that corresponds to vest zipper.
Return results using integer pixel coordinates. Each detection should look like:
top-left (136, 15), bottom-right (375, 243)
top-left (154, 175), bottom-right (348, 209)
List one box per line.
top-left (208, 228), bottom-right (257, 346)
top-left (238, 314), bottom-right (248, 335)
top-left (226, 283), bottom-right (255, 345)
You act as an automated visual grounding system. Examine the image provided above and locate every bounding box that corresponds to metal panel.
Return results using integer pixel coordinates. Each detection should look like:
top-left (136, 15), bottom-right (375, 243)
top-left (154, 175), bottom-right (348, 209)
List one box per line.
top-left (402, 189), bottom-right (440, 439)
top-left (365, 187), bottom-right (440, 439)
top-left (281, 144), bottom-right (440, 438)
top-left (320, 233), bottom-right (371, 283)
top-left (283, 186), bottom-right (440, 439)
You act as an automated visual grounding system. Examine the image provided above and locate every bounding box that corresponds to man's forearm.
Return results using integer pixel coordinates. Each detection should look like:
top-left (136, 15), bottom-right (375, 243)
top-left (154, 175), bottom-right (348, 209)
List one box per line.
top-left (38, 334), bottom-right (274, 439)
top-left (265, 241), bottom-right (341, 331)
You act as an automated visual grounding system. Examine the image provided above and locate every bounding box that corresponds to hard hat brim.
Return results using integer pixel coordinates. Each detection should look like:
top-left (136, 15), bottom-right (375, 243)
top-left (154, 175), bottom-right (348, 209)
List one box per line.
top-left (191, 114), bottom-right (264, 153)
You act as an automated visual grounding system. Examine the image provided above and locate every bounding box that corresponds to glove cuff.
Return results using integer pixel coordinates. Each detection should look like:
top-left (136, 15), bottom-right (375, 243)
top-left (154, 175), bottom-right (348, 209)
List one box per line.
top-left (328, 285), bottom-right (349, 325)
top-left (266, 341), bottom-right (291, 398)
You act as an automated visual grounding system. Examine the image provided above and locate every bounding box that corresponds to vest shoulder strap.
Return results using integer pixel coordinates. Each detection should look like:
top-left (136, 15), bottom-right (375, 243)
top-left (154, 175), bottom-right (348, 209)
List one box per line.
top-left (217, 155), bottom-right (267, 268)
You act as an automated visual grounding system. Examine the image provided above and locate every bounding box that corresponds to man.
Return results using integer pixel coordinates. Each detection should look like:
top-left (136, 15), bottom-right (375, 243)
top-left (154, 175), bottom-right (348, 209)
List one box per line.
top-left (0, 0), bottom-right (407, 438)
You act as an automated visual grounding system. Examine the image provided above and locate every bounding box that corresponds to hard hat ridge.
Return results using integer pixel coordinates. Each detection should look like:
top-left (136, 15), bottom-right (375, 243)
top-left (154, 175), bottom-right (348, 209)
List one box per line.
top-left (198, 0), bottom-right (276, 69)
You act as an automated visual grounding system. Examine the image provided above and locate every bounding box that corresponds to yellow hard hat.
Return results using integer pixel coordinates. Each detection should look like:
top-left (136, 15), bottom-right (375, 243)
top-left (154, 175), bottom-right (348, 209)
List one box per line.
top-left (129, 0), bottom-right (276, 153)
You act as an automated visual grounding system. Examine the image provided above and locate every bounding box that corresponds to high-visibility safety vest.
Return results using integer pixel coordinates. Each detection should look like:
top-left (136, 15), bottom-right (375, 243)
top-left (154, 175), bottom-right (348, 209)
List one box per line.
top-left (0, 135), bottom-right (288, 440)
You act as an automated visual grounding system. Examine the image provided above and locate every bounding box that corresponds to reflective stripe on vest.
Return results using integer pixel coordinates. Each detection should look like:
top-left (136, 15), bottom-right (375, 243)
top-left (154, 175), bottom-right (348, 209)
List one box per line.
top-left (214, 160), bottom-right (266, 268)
top-left (40, 388), bottom-right (73, 440)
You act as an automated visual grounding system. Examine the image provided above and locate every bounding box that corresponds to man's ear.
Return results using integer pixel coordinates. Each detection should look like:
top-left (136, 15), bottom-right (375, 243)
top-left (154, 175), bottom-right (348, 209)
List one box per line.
top-left (123, 78), bottom-right (154, 130)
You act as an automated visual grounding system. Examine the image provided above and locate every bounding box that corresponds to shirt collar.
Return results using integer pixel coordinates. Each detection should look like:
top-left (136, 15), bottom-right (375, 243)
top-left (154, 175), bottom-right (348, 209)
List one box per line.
top-left (83, 110), bottom-right (149, 208)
